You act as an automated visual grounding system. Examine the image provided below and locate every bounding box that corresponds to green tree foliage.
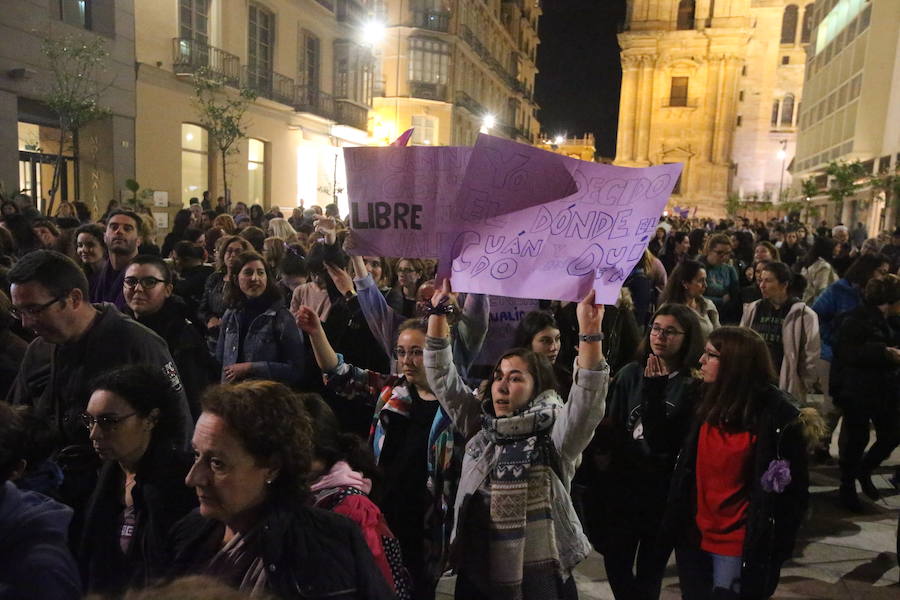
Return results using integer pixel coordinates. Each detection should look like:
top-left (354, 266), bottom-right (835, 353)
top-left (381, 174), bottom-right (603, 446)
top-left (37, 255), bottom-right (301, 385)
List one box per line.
top-left (869, 168), bottom-right (900, 227)
top-left (191, 68), bottom-right (257, 209)
top-left (824, 160), bottom-right (866, 218)
top-left (41, 34), bottom-right (112, 214)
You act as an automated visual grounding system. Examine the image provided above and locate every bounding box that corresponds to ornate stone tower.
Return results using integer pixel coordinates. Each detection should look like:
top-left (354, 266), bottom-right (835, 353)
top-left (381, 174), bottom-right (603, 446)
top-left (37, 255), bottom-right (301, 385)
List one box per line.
top-left (615, 1), bottom-right (809, 216)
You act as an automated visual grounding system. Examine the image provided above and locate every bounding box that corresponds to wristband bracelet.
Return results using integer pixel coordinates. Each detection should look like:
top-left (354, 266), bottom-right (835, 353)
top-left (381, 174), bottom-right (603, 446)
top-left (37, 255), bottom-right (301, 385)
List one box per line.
top-left (578, 332), bottom-right (605, 343)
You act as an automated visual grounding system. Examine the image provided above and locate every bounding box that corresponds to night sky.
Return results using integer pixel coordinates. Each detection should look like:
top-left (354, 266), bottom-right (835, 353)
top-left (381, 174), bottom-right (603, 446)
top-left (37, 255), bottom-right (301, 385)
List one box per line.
top-left (535, 0), bottom-right (627, 160)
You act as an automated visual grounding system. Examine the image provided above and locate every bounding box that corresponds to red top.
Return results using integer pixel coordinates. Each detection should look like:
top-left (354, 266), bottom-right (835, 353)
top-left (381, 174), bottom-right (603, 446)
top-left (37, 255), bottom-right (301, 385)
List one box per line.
top-left (695, 422), bottom-right (757, 557)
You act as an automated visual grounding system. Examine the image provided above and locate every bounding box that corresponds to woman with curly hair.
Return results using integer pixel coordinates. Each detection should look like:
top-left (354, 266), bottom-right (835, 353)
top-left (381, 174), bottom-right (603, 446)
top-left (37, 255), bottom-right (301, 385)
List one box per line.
top-left (168, 381), bottom-right (392, 599)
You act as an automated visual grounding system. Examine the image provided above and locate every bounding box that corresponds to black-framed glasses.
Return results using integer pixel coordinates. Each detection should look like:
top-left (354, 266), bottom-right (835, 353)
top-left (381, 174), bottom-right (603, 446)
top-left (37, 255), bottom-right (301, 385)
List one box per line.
top-left (9, 295), bottom-right (65, 320)
top-left (395, 347), bottom-right (424, 359)
top-left (80, 412), bottom-right (138, 431)
top-left (649, 325), bottom-right (685, 338)
top-left (123, 276), bottom-right (166, 289)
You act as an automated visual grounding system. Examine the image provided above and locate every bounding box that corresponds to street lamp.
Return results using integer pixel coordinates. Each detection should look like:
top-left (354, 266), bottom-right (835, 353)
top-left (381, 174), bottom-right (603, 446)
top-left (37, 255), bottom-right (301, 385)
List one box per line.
top-left (554, 135), bottom-right (565, 146)
top-left (481, 114), bottom-right (495, 133)
top-left (361, 20), bottom-right (386, 46)
top-left (777, 139), bottom-right (787, 203)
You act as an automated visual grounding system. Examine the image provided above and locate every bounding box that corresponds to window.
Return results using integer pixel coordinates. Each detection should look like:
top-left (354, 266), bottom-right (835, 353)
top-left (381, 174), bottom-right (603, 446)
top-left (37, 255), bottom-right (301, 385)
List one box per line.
top-left (180, 0), bottom-right (209, 43)
top-left (409, 38), bottom-right (450, 85)
top-left (248, 4), bottom-right (275, 86)
top-left (771, 100), bottom-right (780, 126)
top-left (741, 65), bottom-right (747, 76)
top-left (411, 115), bottom-right (437, 145)
top-left (739, 90), bottom-right (744, 101)
top-left (781, 56), bottom-right (790, 65)
top-left (334, 42), bottom-right (374, 104)
top-left (781, 94), bottom-right (795, 126)
top-left (736, 115), bottom-right (742, 127)
top-left (676, 0), bottom-right (695, 31)
top-left (60, 0), bottom-right (90, 28)
top-left (669, 77), bottom-right (688, 107)
top-left (298, 29), bottom-right (320, 92)
top-left (248, 139), bottom-right (266, 207)
top-left (781, 5), bottom-right (798, 44)
top-left (801, 4), bottom-right (814, 43)
top-left (181, 124), bottom-right (208, 206)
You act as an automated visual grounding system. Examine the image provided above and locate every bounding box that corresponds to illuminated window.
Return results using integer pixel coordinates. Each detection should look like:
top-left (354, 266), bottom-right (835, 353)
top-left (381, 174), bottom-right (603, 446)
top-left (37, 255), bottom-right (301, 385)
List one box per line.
top-left (411, 115), bottom-right (437, 145)
top-left (248, 138), bottom-right (266, 207)
top-left (181, 124), bottom-right (208, 206)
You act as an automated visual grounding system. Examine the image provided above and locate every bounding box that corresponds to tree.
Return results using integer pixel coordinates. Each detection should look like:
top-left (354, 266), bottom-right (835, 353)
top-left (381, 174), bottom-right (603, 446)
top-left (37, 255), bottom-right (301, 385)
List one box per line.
top-left (824, 160), bottom-right (866, 221)
top-left (724, 194), bottom-right (742, 219)
top-left (41, 34), bottom-right (112, 215)
top-left (800, 177), bottom-right (821, 223)
top-left (869, 168), bottom-right (900, 227)
top-left (190, 68), bottom-right (257, 210)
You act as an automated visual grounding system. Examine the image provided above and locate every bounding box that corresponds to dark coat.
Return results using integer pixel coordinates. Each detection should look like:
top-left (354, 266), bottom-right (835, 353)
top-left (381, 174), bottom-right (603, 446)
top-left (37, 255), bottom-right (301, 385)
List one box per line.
top-left (198, 270), bottom-right (227, 351)
top-left (167, 504), bottom-right (394, 599)
top-left (77, 447), bottom-right (196, 593)
top-left (661, 385), bottom-right (809, 600)
top-left (130, 296), bottom-right (219, 419)
top-left (173, 264), bottom-right (215, 328)
top-left (830, 304), bottom-right (900, 410)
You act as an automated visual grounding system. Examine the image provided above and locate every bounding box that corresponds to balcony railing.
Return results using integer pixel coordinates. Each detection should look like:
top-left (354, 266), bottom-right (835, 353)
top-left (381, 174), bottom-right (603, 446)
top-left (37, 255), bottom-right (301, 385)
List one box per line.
top-left (409, 80), bottom-right (447, 102)
top-left (454, 91), bottom-right (485, 116)
top-left (412, 9), bottom-right (450, 32)
top-left (172, 38), bottom-right (240, 84)
top-left (294, 85), bottom-right (335, 120)
top-left (336, 0), bottom-right (365, 23)
top-left (242, 66), bottom-right (296, 106)
top-left (335, 99), bottom-right (369, 130)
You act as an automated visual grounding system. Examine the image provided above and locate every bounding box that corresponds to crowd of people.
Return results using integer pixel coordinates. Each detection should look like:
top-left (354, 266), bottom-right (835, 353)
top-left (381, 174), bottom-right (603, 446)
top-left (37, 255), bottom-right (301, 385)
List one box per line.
top-left (0, 189), bottom-right (898, 600)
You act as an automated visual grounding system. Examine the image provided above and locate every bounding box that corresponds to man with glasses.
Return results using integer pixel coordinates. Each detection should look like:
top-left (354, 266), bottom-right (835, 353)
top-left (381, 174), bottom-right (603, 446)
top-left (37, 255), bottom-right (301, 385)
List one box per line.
top-left (90, 210), bottom-right (143, 310)
top-left (6, 250), bottom-right (192, 510)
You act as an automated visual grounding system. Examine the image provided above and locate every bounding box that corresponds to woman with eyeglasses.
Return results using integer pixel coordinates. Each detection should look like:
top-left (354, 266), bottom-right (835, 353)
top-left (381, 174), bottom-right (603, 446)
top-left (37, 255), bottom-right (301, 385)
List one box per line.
top-left (217, 251), bottom-right (305, 386)
top-left (701, 234), bottom-right (741, 324)
top-left (77, 365), bottom-right (197, 594)
top-left (198, 235), bottom-right (251, 353)
top-left (660, 260), bottom-right (720, 340)
top-left (581, 304), bottom-right (703, 600)
top-left (123, 256), bottom-right (217, 419)
top-left (663, 327), bottom-right (813, 600)
top-left (393, 258), bottom-right (427, 318)
top-left (296, 307), bottom-right (455, 599)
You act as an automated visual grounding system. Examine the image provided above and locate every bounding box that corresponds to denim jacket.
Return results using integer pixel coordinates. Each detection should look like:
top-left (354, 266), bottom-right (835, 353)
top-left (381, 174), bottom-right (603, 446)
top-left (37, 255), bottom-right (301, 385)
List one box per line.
top-left (216, 300), bottom-right (306, 385)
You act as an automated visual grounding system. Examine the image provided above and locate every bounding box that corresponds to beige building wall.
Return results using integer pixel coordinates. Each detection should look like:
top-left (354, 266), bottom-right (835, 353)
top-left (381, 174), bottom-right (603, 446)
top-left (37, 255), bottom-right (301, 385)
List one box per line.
top-left (616, 0), bottom-right (812, 217)
top-left (135, 0), bottom-right (374, 224)
top-left (371, 0), bottom-right (541, 148)
top-left (793, 0), bottom-right (900, 229)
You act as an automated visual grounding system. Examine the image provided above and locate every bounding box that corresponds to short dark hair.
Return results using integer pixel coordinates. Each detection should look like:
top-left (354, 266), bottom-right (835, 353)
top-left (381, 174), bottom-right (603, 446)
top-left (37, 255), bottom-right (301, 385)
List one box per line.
top-left (240, 226), bottom-right (266, 252)
top-left (106, 209), bottom-right (143, 233)
top-left (74, 223), bottom-right (107, 250)
top-left (201, 381), bottom-right (314, 504)
top-left (8, 250), bottom-right (89, 298)
top-left (89, 365), bottom-right (185, 451)
top-left (173, 240), bottom-right (205, 262)
top-left (844, 253), bottom-right (889, 288)
top-left (760, 261), bottom-right (792, 285)
top-left (864, 274), bottom-right (900, 306)
top-left (512, 310), bottom-right (558, 349)
top-left (128, 255), bottom-right (173, 285)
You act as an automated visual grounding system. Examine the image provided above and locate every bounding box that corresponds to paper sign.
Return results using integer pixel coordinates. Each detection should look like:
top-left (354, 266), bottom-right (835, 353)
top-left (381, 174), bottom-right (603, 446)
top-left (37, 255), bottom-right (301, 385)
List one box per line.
top-left (472, 295), bottom-right (542, 367)
top-left (152, 191), bottom-right (168, 207)
top-left (442, 135), bottom-right (682, 304)
top-left (152, 212), bottom-right (168, 229)
top-left (343, 146), bottom-right (471, 258)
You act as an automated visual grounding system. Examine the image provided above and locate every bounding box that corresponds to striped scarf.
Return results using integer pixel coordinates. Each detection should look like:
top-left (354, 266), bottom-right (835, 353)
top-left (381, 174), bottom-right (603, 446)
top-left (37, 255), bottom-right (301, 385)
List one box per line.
top-left (482, 392), bottom-right (562, 600)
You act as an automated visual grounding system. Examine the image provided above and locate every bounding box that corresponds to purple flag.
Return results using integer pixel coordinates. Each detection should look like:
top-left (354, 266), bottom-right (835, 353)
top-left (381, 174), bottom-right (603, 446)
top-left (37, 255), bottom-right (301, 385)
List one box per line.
top-left (390, 128), bottom-right (414, 147)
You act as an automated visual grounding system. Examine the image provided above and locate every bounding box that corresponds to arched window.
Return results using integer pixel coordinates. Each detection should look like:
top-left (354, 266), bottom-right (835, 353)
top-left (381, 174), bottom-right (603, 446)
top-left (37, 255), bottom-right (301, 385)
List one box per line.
top-left (771, 100), bottom-right (780, 126)
top-left (677, 0), bottom-right (696, 30)
top-left (781, 94), bottom-right (795, 126)
top-left (801, 4), bottom-right (814, 43)
top-left (781, 5), bottom-right (798, 44)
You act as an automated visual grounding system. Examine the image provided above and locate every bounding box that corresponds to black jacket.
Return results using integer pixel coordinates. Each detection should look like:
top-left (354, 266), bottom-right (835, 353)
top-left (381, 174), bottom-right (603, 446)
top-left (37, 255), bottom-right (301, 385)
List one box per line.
top-left (661, 385), bottom-right (809, 600)
top-left (167, 504), bottom-right (393, 599)
top-left (173, 264), bottom-right (215, 328)
top-left (830, 304), bottom-right (900, 410)
top-left (130, 296), bottom-right (219, 419)
top-left (77, 446), bottom-right (196, 593)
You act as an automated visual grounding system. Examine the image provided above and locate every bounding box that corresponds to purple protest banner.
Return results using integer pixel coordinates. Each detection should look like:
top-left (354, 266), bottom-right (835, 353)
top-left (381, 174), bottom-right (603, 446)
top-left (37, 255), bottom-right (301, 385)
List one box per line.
top-left (442, 135), bottom-right (682, 304)
top-left (472, 295), bottom-right (541, 368)
top-left (343, 146), bottom-right (471, 258)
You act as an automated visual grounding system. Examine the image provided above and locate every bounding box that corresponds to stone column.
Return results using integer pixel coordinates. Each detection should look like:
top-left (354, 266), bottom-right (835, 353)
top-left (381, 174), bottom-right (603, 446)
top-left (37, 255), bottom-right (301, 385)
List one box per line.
top-left (616, 55), bottom-right (640, 162)
top-left (635, 55), bottom-right (654, 164)
top-left (714, 56), bottom-right (742, 165)
top-left (704, 56), bottom-right (722, 164)
top-left (0, 91), bottom-right (19, 197)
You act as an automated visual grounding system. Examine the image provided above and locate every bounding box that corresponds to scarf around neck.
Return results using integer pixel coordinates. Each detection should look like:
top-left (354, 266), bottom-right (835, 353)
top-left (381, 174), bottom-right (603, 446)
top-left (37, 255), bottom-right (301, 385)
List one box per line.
top-left (481, 390), bottom-right (563, 600)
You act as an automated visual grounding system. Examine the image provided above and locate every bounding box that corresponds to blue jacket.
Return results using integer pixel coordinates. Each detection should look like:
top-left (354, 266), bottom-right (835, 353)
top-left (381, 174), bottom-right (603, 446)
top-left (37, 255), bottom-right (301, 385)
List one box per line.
top-left (217, 299), bottom-right (306, 384)
top-left (811, 278), bottom-right (861, 361)
top-left (0, 482), bottom-right (81, 599)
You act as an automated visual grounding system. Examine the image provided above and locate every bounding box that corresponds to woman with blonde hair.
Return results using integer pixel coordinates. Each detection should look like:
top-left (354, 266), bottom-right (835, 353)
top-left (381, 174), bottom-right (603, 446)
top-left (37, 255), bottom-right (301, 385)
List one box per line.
top-left (263, 236), bottom-right (286, 279)
top-left (267, 217), bottom-right (298, 244)
top-left (211, 213), bottom-right (236, 235)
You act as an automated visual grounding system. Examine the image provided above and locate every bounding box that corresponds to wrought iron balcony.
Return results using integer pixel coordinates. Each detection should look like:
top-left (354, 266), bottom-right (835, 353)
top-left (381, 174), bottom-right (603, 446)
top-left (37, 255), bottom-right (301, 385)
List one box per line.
top-left (294, 85), bottom-right (335, 120)
top-left (454, 91), bottom-right (485, 116)
top-left (409, 80), bottom-right (447, 102)
top-left (172, 38), bottom-right (240, 84)
top-left (242, 66), bottom-right (296, 106)
top-left (335, 99), bottom-right (369, 131)
top-left (412, 9), bottom-right (450, 32)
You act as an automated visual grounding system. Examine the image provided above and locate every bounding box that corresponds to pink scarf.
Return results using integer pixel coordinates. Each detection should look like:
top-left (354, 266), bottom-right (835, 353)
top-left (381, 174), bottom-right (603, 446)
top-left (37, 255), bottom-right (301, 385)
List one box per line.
top-left (310, 460), bottom-right (372, 496)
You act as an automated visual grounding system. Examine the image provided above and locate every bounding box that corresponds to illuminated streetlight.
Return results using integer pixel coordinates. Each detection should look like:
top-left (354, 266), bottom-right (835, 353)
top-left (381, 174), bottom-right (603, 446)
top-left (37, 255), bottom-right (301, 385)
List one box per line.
top-left (481, 114), bottom-right (495, 133)
top-left (361, 20), bottom-right (386, 46)
top-left (554, 135), bottom-right (564, 146)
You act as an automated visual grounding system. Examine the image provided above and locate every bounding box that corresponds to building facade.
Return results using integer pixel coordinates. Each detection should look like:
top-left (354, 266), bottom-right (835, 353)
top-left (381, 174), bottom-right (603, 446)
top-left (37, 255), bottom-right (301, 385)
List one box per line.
top-left (793, 0), bottom-right (899, 229)
top-left (135, 0), bottom-right (376, 218)
top-left (370, 0), bottom-right (541, 148)
top-left (615, 0), bottom-right (811, 216)
top-left (0, 0), bottom-right (136, 216)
